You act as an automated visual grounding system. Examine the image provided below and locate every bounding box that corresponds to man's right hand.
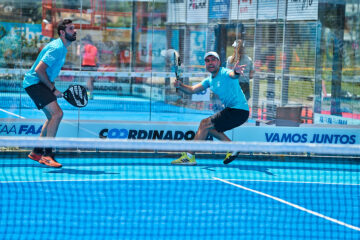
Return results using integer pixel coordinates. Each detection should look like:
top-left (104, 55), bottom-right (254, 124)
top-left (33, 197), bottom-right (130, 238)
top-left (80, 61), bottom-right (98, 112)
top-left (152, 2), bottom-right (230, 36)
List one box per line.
top-left (54, 89), bottom-right (63, 98)
top-left (174, 79), bottom-right (182, 88)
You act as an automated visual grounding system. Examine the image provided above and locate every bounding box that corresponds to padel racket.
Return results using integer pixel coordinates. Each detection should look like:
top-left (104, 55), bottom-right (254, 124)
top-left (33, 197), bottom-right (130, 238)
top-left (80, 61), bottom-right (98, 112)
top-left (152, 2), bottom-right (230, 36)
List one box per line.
top-left (173, 50), bottom-right (182, 82)
top-left (161, 49), bottom-right (182, 90)
top-left (63, 85), bottom-right (88, 108)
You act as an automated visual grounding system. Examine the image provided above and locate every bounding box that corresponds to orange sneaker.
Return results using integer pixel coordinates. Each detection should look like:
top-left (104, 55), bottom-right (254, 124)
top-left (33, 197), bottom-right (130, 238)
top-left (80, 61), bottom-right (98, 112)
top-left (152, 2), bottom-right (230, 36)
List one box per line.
top-left (28, 151), bottom-right (42, 162)
top-left (39, 155), bottom-right (62, 168)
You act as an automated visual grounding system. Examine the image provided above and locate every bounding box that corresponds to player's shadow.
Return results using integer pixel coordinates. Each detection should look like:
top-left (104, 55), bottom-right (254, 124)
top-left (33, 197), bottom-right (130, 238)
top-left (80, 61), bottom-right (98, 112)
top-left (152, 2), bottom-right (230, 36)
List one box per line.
top-left (199, 164), bottom-right (274, 176)
top-left (46, 168), bottom-right (119, 175)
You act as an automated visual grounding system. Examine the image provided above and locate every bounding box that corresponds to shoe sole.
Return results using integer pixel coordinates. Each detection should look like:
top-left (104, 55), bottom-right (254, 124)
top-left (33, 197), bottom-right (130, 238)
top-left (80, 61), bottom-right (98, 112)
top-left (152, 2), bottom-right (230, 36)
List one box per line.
top-left (39, 157), bottom-right (62, 168)
top-left (171, 162), bottom-right (197, 166)
top-left (223, 156), bottom-right (237, 164)
top-left (39, 161), bottom-right (62, 168)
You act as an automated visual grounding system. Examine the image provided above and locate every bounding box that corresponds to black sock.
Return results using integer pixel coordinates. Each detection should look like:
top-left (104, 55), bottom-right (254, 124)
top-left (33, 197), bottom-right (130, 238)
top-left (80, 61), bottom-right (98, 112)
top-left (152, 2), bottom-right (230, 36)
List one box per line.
top-left (33, 148), bottom-right (44, 155)
top-left (44, 148), bottom-right (53, 157)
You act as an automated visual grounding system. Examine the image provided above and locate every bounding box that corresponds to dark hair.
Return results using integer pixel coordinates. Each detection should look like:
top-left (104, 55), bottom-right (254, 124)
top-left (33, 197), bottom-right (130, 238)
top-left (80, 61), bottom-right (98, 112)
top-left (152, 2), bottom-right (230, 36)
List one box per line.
top-left (57, 19), bottom-right (73, 36)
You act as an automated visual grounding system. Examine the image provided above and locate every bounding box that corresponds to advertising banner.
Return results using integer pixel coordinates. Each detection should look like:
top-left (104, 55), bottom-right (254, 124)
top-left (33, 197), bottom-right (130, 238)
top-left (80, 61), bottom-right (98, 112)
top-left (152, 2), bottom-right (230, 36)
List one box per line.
top-left (187, 0), bottom-right (208, 24)
top-left (257, 0), bottom-right (285, 20)
top-left (167, 0), bottom-right (187, 23)
top-left (230, 0), bottom-right (257, 20)
top-left (209, 0), bottom-right (230, 20)
top-left (287, 0), bottom-right (318, 21)
top-left (232, 125), bottom-right (359, 145)
top-left (138, 30), bottom-right (168, 67)
top-left (189, 31), bottom-right (207, 66)
top-left (2, 119), bottom-right (359, 145)
top-left (314, 113), bottom-right (360, 126)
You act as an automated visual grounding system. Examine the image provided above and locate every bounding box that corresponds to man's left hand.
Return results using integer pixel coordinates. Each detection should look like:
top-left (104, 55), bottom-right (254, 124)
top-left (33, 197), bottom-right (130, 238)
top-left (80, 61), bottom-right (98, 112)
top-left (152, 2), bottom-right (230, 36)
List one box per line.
top-left (234, 62), bottom-right (246, 75)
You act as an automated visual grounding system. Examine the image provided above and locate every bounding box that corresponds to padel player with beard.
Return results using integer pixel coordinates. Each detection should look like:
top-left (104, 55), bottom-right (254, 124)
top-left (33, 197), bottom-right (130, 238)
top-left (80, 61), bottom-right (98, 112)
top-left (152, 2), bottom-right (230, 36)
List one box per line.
top-left (23, 19), bottom-right (77, 168)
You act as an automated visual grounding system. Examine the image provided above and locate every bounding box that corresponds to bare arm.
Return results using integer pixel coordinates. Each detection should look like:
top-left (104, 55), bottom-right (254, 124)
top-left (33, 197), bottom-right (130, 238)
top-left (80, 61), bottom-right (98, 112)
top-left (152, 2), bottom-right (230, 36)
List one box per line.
top-left (35, 61), bottom-right (62, 97)
top-left (174, 79), bottom-right (205, 94)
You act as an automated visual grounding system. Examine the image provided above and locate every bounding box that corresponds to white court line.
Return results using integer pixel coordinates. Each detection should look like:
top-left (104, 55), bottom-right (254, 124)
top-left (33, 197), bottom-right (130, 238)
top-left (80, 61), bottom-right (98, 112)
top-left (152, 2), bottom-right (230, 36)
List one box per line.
top-left (222, 179), bottom-right (360, 186)
top-left (0, 109), bottom-right (97, 136)
top-left (61, 119), bottom-right (99, 137)
top-left (0, 178), bottom-right (215, 183)
top-left (0, 108), bottom-right (25, 119)
top-left (213, 177), bottom-right (360, 232)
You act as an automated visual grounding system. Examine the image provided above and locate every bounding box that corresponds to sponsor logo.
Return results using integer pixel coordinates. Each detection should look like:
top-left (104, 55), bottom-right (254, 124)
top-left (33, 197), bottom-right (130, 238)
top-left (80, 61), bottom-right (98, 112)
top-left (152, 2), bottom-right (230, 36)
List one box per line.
top-left (189, 0), bottom-right (207, 9)
top-left (99, 128), bottom-right (214, 140)
top-left (0, 124), bottom-right (42, 135)
top-left (265, 132), bottom-right (356, 144)
top-left (290, 0), bottom-right (313, 11)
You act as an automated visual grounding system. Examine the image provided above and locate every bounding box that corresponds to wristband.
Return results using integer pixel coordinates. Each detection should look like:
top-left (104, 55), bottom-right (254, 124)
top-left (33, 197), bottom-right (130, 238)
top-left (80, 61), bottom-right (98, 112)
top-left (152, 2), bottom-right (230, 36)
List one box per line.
top-left (234, 71), bottom-right (240, 75)
top-left (52, 87), bottom-right (56, 93)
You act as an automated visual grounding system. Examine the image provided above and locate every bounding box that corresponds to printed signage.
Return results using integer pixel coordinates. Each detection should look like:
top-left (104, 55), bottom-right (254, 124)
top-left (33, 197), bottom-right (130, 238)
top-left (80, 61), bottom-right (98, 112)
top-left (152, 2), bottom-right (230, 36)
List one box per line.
top-left (209, 0), bottom-right (230, 19)
top-left (287, 0), bottom-right (318, 21)
top-left (230, 0), bottom-right (257, 20)
top-left (167, 0), bottom-right (187, 23)
top-left (2, 120), bottom-right (359, 145)
top-left (0, 124), bottom-right (42, 136)
top-left (187, 0), bottom-right (208, 23)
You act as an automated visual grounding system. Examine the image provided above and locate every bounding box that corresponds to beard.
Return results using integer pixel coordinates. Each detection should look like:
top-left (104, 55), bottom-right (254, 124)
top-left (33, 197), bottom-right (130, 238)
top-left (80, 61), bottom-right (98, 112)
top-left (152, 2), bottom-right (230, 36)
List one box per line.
top-left (65, 32), bottom-right (76, 42)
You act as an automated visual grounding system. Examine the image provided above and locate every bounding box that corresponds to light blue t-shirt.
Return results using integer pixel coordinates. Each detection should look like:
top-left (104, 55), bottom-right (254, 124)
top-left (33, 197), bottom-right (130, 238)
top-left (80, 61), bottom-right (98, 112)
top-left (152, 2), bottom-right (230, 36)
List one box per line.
top-left (201, 67), bottom-right (249, 111)
top-left (23, 38), bottom-right (67, 88)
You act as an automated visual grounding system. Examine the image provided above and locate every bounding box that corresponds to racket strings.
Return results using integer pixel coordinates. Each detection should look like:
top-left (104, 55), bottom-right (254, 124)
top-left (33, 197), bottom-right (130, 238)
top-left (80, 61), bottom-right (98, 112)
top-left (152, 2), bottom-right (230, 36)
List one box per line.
top-left (64, 85), bottom-right (88, 107)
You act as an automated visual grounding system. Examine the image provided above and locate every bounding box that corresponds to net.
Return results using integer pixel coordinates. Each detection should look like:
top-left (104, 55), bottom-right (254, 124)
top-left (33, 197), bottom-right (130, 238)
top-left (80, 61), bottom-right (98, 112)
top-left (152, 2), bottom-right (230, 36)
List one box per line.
top-left (1, 137), bottom-right (360, 239)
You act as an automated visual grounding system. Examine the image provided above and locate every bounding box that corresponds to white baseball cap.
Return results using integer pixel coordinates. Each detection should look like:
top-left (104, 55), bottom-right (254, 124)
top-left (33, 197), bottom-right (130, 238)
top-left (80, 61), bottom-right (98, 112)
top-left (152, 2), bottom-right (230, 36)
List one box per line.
top-left (204, 51), bottom-right (220, 60)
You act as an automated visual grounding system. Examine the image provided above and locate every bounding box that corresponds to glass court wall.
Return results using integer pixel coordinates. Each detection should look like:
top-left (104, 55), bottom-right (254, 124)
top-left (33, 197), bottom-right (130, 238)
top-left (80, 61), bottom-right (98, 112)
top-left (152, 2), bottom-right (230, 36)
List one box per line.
top-left (0, 0), bottom-right (359, 125)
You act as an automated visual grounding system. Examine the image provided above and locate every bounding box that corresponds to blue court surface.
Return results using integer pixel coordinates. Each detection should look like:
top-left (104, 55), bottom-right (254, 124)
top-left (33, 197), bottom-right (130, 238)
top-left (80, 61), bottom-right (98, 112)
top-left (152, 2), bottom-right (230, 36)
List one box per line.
top-left (0, 152), bottom-right (359, 239)
top-left (0, 93), bottom-right (213, 122)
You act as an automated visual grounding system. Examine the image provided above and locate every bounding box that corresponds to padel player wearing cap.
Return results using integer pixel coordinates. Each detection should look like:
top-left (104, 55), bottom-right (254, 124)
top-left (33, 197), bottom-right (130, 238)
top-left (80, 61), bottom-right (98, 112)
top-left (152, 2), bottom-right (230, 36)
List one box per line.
top-left (171, 51), bottom-right (249, 165)
top-left (23, 19), bottom-right (77, 168)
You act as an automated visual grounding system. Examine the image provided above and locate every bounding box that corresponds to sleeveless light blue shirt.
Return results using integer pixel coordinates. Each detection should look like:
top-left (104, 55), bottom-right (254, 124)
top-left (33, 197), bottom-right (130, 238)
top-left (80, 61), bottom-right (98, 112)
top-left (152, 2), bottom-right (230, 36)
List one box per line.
top-left (23, 38), bottom-right (67, 88)
top-left (201, 67), bottom-right (249, 111)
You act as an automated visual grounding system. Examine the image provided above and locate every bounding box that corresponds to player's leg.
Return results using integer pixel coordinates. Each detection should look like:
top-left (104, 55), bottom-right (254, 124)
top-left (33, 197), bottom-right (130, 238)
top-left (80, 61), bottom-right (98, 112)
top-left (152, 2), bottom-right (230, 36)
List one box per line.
top-left (171, 117), bottom-right (214, 166)
top-left (193, 117), bottom-right (214, 141)
top-left (84, 65), bottom-right (96, 100)
top-left (42, 101), bottom-right (63, 138)
top-left (28, 119), bottom-right (50, 161)
top-left (25, 83), bottom-right (62, 167)
top-left (37, 101), bottom-right (63, 168)
top-left (87, 77), bottom-right (95, 99)
top-left (208, 129), bottom-right (231, 141)
top-left (210, 108), bottom-right (249, 164)
top-left (25, 83), bottom-right (56, 162)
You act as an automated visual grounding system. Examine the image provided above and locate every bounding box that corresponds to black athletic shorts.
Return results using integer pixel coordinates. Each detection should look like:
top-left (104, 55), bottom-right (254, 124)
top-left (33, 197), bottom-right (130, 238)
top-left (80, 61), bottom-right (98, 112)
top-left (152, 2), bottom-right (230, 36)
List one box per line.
top-left (25, 83), bottom-right (56, 110)
top-left (210, 108), bottom-right (249, 133)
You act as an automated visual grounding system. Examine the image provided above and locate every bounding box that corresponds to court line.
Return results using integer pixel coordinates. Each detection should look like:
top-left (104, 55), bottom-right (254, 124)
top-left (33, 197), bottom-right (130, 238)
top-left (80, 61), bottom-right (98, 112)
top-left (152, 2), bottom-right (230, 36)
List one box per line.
top-left (213, 177), bottom-right (360, 232)
top-left (1, 178), bottom-right (359, 186)
top-left (62, 119), bottom-right (99, 137)
top-left (0, 108), bottom-right (25, 119)
top-left (0, 109), bottom-right (97, 136)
